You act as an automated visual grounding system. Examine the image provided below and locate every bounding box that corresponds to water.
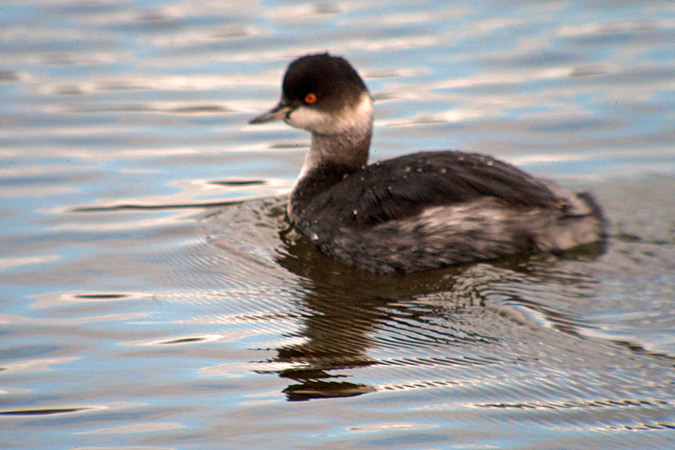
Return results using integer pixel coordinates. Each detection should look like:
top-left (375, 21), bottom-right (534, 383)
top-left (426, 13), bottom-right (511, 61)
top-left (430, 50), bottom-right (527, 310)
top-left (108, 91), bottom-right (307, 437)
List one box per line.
top-left (2, 1), bottom-right (674, 448)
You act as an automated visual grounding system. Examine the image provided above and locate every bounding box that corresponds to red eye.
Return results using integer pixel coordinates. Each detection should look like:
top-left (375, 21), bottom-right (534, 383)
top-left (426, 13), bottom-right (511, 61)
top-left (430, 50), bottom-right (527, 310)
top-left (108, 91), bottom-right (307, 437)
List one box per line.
top-left (304, 93), bottom-right (317, 104)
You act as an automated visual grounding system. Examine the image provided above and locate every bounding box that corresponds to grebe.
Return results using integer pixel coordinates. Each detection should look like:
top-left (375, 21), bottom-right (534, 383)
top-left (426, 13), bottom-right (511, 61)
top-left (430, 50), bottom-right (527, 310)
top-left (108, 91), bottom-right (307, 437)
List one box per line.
top-left (250, 53), bottom-right (604, 274)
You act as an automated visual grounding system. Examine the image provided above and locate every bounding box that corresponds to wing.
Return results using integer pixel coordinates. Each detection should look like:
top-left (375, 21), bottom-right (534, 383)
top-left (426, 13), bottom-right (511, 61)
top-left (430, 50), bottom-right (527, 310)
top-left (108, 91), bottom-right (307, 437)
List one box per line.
top-left (309, 151), bottom-right (566, 225)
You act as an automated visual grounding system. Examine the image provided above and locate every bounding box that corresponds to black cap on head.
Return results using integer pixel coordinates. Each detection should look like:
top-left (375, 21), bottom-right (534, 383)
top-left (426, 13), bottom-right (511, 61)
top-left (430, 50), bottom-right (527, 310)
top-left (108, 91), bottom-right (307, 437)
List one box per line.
top-left (281, 53), bottom-right (368, 111)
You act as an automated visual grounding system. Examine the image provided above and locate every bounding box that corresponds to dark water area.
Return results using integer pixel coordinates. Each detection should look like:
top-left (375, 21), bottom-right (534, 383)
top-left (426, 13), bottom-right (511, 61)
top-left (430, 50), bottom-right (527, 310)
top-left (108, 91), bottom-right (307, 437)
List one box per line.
top-left (1, 1), bottom-right (674, 449)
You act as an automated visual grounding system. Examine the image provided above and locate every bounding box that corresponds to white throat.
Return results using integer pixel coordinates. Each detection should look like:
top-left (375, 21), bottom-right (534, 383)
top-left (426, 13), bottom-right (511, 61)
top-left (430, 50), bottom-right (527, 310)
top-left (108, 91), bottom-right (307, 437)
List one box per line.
top-left (293, 92), bottom-right (374, 180)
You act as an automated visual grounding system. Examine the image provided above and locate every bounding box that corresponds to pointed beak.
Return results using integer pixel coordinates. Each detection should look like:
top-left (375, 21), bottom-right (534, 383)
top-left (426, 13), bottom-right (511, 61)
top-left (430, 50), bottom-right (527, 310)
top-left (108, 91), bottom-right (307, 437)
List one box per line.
top-left (249, 101), bottom-right (295, 124)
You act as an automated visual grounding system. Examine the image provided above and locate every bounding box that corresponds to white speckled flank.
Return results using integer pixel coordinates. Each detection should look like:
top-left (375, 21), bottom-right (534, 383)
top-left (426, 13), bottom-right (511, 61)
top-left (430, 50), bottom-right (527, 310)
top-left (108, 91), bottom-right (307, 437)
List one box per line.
top-left (325, 195), bottom-right (604, 274)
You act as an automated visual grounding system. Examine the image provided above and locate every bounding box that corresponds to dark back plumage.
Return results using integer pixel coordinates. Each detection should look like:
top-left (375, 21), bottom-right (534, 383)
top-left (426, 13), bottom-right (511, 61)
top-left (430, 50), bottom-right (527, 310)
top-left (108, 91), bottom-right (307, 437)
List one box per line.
top-left (292, 151), bottom-right (564, 227)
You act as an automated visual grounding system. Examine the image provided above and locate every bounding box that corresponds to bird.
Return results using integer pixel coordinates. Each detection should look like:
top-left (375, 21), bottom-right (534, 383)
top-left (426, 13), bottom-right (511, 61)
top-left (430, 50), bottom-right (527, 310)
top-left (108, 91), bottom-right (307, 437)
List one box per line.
top-left (249, 53), bottom-right (604, 274)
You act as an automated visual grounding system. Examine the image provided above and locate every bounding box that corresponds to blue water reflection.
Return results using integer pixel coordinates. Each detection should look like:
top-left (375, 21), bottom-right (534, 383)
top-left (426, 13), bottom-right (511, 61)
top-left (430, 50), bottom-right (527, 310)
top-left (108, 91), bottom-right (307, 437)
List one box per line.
top-left (1, 1), bottom-right (674, 448)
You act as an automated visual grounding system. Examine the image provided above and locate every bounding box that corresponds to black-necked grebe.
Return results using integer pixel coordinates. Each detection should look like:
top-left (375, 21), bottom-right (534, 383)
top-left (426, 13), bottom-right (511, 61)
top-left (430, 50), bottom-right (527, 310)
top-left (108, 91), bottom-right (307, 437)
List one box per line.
top-left (250, 53), bottom-right (604, 274)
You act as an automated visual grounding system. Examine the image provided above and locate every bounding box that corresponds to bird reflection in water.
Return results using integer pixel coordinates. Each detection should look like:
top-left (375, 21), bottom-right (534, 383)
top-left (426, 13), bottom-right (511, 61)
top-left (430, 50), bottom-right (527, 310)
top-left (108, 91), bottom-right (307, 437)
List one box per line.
top-left (264, 220), bottom-right (605, 401)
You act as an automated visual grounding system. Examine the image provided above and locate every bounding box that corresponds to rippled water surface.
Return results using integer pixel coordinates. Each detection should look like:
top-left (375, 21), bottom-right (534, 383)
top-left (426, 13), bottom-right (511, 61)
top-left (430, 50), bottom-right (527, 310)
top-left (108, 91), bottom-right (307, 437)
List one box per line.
top-left (2, 1), bottom-right (674, 449)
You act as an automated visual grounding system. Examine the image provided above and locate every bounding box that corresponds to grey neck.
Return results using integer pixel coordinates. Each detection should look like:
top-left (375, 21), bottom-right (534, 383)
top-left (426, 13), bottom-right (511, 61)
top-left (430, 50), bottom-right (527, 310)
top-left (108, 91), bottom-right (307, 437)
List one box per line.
top-left (308, 128), bottom-right (372, 173)
top-left (293, 92), bottom-right (375, 178)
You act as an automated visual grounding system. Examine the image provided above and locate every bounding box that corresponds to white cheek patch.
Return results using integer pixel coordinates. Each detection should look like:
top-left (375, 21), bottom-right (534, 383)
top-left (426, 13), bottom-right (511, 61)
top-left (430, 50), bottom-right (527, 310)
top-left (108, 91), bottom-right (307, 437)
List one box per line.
top-left (286, 107), bottom-right (334, 133)
top-left (286, 93), bottom-right (374, 135)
